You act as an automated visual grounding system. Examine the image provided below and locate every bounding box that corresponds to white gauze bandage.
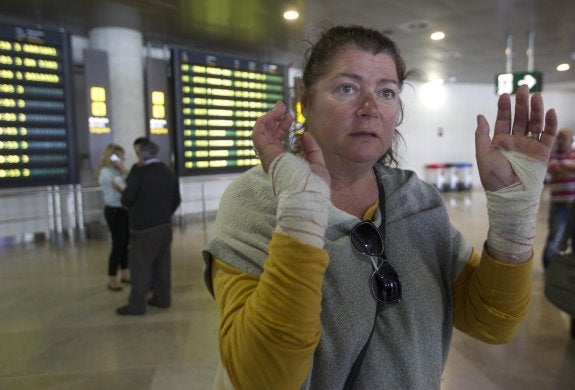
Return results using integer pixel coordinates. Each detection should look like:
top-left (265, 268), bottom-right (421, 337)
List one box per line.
top-left (485, 150), bottom-right (547, 259)
top-left (269, 153), bottom-right (331, 248)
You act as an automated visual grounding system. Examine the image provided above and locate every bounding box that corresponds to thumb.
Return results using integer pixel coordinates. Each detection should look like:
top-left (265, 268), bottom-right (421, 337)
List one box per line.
top-left (301, 133), bottom-right (330, 186)
top-left (475, 114), bottom-right (492, 157)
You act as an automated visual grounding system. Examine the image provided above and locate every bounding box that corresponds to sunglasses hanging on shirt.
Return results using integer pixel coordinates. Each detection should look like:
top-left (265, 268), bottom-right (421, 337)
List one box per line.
top-left (350, 220), bottom-right (402, 304)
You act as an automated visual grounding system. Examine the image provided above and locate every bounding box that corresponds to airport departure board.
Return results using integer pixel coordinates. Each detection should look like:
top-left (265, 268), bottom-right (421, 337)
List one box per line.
top-left (172, 48), bottom-right (287, 176)
top-left (0, 23), bottom-right (76, 187)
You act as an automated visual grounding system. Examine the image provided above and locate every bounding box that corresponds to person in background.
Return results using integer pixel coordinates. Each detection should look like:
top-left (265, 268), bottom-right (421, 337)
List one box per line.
top-left (202, 25), bottom-right (558, 388)
top-left (541, 128), bottom-right (575, 340)
top-left (116, 139), bottom-right (181, 315)
top-left (95, 143), bottom-right (130, 291)
top-left (132, 136), bottom-right (149, 168)
top-left (542, 128), bottom-right (575, 268)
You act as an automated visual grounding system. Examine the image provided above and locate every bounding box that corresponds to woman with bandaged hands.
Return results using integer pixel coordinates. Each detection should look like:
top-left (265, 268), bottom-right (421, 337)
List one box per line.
top-left (202, 25), bottom-right (558, 389)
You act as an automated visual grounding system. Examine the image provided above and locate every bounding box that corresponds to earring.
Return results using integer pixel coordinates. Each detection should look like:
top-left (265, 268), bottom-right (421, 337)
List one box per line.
top-left (287, 124), bottom-right (305, 154)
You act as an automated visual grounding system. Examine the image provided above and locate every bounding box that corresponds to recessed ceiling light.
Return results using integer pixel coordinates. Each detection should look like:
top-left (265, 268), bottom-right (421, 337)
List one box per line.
top-left (432, 50), bottom-right (462, 60)
top-left (283, 10), bottom-right (299, 20)
top-left (398, 20), bottom-right (434, 33)
top-left (430, 31), bottom-right (445, 41)
top-left (557, 63), bottom-right (570, 71)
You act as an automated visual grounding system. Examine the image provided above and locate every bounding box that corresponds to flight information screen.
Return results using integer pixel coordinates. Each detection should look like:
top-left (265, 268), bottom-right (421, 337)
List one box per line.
top-left (172, 48), bottom-right (287, 176)
top-left (0, 23), bottom-right (76, 188)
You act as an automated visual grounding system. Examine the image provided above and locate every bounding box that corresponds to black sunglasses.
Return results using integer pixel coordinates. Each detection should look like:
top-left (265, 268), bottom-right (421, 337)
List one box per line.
top-left (350, 221), bottom-right (402, 304)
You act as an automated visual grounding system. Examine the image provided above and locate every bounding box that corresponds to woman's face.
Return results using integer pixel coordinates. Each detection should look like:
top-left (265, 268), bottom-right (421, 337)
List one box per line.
top-left (110, 150), bottom-right (125, 164)
top-left (302, 48), bottom-right (401, 171)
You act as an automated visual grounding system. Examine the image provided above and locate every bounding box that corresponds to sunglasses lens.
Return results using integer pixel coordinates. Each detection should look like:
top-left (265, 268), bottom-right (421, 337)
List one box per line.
top-left (350, 221), bottom-right (384, 256)
top-left (370, 262), bottom-right (402, 303)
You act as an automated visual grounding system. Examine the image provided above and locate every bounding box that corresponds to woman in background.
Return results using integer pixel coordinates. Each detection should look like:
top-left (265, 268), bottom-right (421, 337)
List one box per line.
top-left (96, 143), bottom-right (130, 291)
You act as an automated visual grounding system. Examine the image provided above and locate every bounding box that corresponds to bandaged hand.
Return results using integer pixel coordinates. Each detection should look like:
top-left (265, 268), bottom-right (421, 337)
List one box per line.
top-left (475, 84), bottom-right (557, 261)
top-left (269, 153), bottom-right (331, 248)
top-left (485, 150), bottom-right (547, 261)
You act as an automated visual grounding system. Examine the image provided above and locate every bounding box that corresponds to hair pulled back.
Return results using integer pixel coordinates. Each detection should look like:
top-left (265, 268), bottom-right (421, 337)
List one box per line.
top-left (301, 25), bottom-right (412, 166)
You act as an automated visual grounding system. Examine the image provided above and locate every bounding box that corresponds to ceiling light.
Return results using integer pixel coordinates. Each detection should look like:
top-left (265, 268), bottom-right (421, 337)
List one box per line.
top-left (420, 81), bottom-right (446, 109)
top-left (557, 63), bottom-right (570, 71)
top-left (398, 20), bottom-right (433, 33)
top-left (283, 10), bottom-right (299, 20)
top-left (430, 31), bottom-right (445, 41)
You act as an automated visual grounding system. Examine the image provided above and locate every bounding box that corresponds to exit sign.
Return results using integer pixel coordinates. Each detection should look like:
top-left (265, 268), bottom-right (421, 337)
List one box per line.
top-left (496, 71), bottom-right (542, 95)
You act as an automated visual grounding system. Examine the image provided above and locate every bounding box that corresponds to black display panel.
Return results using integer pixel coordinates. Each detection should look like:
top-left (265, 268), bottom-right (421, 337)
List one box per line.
top-left (145, 58), bottom-right (171, 165)
top-left (171, 48), bottom-right (287, 176)
top-left (0, 22), bottom-right (76, 187)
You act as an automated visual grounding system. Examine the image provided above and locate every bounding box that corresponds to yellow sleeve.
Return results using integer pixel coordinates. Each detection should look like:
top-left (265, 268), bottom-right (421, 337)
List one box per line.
top-left (211, 231), bottom-right (329, 390)
top-left (453, 246), bottom-right (533, 344)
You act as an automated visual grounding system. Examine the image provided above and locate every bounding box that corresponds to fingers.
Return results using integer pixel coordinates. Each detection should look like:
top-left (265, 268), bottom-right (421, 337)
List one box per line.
top-left (302, 132), bottom-right (325, 166)
top-left (252, 101), bottom-right (294, 173)
top-left (256, 101), bottom-right (288, 127)
top-left (493, 92), bottom-right (512, 136)
top-left (496, 85), bottom-right (548, 141)
top-left (527, 92), bottom-right (544, 136)
top-left (474, 114), bottom-right (491, 156)
top-left (301, 132), bottom-right (331, 186)
top-left (276, 111), bottom-right (294, 137)
top-left (539, 109), bottom-right (558, 148)
top-left (511, 84), bottom-right (530, 135)
top-left (252, 101), bottom-right (290, 141)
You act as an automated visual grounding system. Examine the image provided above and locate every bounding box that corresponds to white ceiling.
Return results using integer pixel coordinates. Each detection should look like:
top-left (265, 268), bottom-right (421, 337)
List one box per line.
top-left (1, 0), bottom-right (574, 86)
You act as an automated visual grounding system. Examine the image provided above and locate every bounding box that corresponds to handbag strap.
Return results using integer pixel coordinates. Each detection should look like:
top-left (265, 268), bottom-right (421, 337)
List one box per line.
top-left (343, 302), bottom-right (380, 390)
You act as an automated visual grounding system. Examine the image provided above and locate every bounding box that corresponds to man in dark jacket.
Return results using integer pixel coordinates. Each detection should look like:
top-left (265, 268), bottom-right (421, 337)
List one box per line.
top-left (117, 139), bottom-right (181, 315)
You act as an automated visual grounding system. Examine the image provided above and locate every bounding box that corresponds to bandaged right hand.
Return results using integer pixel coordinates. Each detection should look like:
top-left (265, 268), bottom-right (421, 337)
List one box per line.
top-left (269, 153), bottom-right (331, 248)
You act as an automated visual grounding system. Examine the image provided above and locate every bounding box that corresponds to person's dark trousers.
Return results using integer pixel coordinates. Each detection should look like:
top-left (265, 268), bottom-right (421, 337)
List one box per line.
top-left (104, 206), bottom-right (130, 276)
top-left (542, 202), bottom-right (575, 268)
top-left (127, 223), bottom-right (173, 313)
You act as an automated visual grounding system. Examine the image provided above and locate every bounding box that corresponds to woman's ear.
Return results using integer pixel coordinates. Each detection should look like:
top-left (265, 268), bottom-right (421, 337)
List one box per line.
top-left (300, 94), bottom-right (309, 118)
top-left (298, 82), bottom-right (309, 117)
top-left (394, 103), bottom-right (403, 127)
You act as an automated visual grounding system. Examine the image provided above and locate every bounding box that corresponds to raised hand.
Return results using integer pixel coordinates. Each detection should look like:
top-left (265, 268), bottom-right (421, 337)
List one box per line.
top-left (252, 101), bottom-right (331, 186)
top-left (252, 101), bottom-right (293, 173)
top-left (475, 84), bottom-right (558, 192)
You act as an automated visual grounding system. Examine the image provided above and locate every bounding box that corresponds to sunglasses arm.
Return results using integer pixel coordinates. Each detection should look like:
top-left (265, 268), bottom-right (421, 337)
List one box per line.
top-left (369, 256), bottom-right (381, 271)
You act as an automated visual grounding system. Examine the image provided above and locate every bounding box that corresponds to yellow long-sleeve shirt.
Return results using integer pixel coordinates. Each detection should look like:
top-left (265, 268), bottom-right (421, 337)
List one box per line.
top-left (210, 206), bottom-right (532, 389)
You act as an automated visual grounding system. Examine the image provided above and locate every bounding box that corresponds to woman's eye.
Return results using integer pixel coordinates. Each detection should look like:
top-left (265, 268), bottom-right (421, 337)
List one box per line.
top-left (377, 89), bottom-right (396, 99)
top-left (339, 84), bottom-right (355, 94)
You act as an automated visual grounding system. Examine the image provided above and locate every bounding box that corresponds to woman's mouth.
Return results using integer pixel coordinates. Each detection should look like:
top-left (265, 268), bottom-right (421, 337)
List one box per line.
top-left (351, 131), bottom-right (378, 138)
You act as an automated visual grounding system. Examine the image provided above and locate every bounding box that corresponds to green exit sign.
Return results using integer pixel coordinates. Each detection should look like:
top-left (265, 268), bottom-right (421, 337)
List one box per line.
top-left (495, 71), bottom-right (542, 95)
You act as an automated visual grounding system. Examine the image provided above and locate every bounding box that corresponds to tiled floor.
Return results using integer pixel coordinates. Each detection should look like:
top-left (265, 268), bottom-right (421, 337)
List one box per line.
top-left (0, 189), bottom-right (573, 389)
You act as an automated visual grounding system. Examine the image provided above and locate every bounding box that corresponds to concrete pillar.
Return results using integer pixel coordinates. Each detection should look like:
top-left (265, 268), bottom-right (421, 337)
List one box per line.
top-left (89, 26), bottom-right (146, 166)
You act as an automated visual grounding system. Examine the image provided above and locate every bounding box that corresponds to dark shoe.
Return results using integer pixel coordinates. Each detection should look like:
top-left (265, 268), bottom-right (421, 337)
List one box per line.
top-left (107, 284), bottom-right (122, 292)
top-left (116, 305), bottom-right (145, 315)
top-left (120, 278), bottom-right (131, 284)
top-left (147, 298), bottom-right (170, 309)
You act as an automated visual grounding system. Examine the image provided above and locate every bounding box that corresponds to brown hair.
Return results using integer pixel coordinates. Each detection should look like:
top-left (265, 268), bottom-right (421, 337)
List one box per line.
top-left (301, 25), bottom-right (415, 166)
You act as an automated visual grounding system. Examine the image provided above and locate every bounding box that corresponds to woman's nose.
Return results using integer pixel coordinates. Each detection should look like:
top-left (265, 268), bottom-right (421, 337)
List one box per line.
top-left (357, 93), bottom-right (378, 117)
